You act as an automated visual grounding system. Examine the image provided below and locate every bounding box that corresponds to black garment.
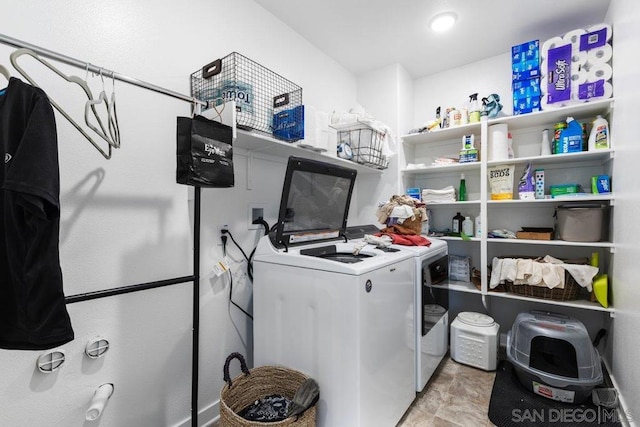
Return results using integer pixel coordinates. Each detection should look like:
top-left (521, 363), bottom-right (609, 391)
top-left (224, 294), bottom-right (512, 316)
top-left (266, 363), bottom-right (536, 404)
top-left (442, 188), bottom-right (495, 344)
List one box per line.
top-left (0, 77), bottom-right (74, 350)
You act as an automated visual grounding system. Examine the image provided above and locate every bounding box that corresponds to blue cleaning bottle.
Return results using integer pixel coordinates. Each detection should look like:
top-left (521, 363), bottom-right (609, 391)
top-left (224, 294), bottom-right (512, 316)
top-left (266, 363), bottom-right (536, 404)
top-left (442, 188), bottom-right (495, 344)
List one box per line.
top-left (559, 117), bottom-right (583, 154)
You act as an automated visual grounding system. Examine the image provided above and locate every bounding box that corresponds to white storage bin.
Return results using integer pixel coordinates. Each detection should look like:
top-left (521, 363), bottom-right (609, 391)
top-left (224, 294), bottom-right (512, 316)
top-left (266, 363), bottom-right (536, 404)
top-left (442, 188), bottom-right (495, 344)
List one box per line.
top-left (451, 312), bottom-right (500, 371)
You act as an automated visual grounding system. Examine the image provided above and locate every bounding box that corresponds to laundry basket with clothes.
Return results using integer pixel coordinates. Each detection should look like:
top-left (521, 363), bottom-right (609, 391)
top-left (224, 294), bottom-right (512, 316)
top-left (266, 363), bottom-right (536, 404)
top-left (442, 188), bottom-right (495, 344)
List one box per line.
top-left (375, 195), bottom-right (430, 245)
top-left (220, 352), bottom-right (319, 427)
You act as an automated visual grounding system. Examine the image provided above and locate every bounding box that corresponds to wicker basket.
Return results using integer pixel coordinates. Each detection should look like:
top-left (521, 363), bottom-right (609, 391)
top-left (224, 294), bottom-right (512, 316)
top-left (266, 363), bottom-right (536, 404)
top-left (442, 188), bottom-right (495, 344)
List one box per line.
top-left (220, 353), bottom-right (317, 427)
top-left (501, 257), bottom-right (588, 301)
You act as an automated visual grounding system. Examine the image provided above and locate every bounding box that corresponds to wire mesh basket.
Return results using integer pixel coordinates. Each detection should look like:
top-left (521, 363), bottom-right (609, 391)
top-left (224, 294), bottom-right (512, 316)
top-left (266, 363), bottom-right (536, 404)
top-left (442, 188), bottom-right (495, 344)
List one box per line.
top-left (334, 122), bottom-right (389, 169)
top-left (499, 256), bottom-right (588, 301)
top-left (190, 52), bottom-right (302, 137)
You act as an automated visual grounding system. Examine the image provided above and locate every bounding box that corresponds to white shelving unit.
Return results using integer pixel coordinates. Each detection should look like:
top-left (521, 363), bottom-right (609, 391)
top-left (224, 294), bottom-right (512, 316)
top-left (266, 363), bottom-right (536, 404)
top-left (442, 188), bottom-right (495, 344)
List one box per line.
top-left (401, 99), bottom-right (615, 314)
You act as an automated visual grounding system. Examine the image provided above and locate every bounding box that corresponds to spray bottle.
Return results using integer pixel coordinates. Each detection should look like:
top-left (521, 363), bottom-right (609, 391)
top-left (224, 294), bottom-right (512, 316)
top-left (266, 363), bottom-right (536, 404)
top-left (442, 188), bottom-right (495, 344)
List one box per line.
top-left (468, 93), bottom-right (480, 123)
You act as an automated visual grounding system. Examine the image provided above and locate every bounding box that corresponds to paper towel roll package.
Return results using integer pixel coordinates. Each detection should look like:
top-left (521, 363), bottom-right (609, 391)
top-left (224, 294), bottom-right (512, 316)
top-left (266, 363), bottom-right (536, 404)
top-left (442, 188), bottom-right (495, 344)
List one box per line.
top-left (489, 124), bottom-right (509, 161)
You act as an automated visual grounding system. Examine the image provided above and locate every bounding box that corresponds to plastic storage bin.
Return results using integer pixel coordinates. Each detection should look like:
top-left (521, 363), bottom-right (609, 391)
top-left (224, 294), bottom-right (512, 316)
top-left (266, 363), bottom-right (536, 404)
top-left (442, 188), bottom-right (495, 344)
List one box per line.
top-left (556, 203), bottom-right (608, 242)
top-left (451, 312), bottom-right (500, 371)
top-left (190, 52), bottom-right (303, 138)
top-left (507, 311), bottom-right (603, 403)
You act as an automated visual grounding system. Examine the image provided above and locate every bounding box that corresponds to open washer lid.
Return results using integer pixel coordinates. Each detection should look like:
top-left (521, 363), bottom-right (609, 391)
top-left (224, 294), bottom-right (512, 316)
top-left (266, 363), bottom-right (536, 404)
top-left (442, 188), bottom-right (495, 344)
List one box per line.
top-left (271, 156), bottom-right (357, 249)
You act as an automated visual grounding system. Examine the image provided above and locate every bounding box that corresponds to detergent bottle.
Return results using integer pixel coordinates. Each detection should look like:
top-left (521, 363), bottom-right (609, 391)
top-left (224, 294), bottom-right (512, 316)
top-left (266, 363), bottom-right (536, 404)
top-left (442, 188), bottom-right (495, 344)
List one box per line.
top-left (559, 117), bottom-right (583, 153)
top-left (588, 115), bottom-right (610, 150)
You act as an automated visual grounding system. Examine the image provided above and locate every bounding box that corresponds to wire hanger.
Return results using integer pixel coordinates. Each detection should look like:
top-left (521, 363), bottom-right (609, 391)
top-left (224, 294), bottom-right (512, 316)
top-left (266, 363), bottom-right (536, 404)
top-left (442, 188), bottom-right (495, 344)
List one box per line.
top-left (84, 67), bottom-right (119, 149)
top-left (107, 71), bottom-right (120, 148)
top-left (10, 48), bottom-right (112, 159)
top-left (0, 64), bottom-right (10, 81)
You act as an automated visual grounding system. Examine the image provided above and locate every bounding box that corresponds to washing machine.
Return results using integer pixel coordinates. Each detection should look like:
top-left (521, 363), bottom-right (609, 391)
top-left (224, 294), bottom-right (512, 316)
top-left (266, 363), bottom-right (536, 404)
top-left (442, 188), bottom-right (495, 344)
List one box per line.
top-left (344, 225), bottom-right (449, 392)
top-left (253, 157), bottom-right (417, 427)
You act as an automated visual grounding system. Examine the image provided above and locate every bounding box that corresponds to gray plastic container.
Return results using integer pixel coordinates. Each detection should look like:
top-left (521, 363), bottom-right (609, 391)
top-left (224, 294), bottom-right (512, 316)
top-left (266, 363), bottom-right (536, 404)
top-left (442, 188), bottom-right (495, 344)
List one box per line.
top-left (507, 311), bottom-right (602, 403)
top-left (556, 203), bottom-right (608, 242)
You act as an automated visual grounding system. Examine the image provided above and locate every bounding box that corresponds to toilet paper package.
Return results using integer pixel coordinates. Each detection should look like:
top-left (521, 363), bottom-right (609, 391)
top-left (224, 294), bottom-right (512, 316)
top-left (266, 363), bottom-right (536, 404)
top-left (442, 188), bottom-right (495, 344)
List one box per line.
top-left (546, 44), bottom-right (573, 104)
top-left (540, 23), bottom-right (613, 107)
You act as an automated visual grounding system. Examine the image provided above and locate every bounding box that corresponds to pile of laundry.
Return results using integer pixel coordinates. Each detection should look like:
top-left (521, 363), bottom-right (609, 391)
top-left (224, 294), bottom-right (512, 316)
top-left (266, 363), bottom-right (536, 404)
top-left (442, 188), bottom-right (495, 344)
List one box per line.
top-left (374, 195), bottom-right (430, 246)
top-left (490, 255), bottom-right (599, 292)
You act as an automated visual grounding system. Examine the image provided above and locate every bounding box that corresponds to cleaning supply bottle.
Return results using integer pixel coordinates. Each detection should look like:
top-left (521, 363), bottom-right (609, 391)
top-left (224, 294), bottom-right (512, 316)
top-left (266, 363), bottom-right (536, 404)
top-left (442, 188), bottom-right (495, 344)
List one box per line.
top-left (588, 115), bottom-right (610, 150)
top-left (462, 216), bottom-right (473, 237)
top-left (475, 215), bottom-right (481, 238)
top-left (540, 129), bottom-right (551, 156)
top-left (469, 93), bottom-right (480, 123)
top-left (458, 173), bottom-right (467, 201)
top-left (452, 212), bottom-right (464, 235)
top-left (559, 116), bottom-right (583, 153)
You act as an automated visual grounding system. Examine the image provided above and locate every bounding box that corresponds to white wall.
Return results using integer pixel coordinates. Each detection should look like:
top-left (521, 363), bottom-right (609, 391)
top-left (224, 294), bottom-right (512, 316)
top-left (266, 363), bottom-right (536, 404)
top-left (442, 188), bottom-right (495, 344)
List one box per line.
top-left (0, 1), bottom-right (356, 426)
top-left (352, 63), bottom-right (414, 224)
top-left (413, 54), bottom-right (513, 129)
top-left (605, 0), bottom-right (640, 423)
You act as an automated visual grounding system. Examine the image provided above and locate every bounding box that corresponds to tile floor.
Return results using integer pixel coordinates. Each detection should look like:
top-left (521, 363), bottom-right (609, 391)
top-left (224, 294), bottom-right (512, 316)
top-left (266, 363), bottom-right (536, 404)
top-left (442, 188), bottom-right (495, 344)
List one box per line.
top-left (214, 355), bottom-right (498, 427)
top-left (397, 356), bottom-right (497, 427)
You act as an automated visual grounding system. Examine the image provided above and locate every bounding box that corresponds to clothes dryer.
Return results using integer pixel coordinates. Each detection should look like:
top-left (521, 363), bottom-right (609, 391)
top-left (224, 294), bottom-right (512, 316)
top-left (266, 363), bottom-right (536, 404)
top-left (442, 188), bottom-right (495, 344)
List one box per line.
top-left (344, 225), bottom-right (449, 392)
top-left (400, 238), bottom-right (449, 392)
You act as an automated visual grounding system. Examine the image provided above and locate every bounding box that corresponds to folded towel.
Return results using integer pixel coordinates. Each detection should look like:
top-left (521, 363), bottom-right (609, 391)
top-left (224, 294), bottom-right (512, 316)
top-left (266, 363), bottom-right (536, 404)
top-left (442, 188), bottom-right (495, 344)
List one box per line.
top-left (422, 186), bottom-right (457, 203)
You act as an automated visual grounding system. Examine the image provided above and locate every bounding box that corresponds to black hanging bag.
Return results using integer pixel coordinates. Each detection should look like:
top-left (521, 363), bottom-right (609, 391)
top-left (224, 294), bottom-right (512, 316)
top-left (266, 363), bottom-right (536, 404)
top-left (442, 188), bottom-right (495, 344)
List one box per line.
top-left (176, 115), bottom-right (234, 187)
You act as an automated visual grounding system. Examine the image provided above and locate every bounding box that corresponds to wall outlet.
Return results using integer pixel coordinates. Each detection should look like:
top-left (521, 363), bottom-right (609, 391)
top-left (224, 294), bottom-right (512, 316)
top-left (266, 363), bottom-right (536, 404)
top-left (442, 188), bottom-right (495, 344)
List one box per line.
top-left (248, 203), bottom-right (267, 230)
top-left (219, 224), bottom-right (229, 241)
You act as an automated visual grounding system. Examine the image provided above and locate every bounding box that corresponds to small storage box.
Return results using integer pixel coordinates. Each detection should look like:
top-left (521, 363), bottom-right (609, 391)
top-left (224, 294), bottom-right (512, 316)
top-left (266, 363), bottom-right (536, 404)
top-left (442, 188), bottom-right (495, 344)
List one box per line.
top-left (550, 183), bottom-right (579, 198)
top-left (190, 53), bottom-right (303, 138)
top-left (507, 311), bottom-right (602, 403)
top-left (556, 203), bottom-right (608, 242)
top-left (451, 312), bottom-right (500, 371)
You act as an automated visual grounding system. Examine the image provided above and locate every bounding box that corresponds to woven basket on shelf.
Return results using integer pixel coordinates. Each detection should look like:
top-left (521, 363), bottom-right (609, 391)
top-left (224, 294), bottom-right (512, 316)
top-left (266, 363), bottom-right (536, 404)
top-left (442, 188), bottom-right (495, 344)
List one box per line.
top-left (500, 257), bottom-right (588, 301)
top-left (220, 353), bottom-right (317, 427)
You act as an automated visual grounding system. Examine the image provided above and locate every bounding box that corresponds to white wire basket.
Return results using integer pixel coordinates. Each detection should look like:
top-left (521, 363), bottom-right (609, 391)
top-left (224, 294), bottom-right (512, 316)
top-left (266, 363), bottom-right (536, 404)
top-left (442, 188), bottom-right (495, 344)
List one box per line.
top-left (332, 122), bottom-right (389, 169)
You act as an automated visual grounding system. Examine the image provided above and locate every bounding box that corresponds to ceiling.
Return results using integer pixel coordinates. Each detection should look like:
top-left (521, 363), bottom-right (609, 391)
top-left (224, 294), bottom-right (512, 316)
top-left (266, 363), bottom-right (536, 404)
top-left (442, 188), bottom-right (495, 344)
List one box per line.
top-left (254, 0), bottom-right (612, 78)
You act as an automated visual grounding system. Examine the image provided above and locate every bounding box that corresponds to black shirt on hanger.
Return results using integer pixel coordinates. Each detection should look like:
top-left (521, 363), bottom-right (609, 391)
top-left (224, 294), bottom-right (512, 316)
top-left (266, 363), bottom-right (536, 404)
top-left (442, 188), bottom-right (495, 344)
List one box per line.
top-left (0, 77), bottom-right (74, 350)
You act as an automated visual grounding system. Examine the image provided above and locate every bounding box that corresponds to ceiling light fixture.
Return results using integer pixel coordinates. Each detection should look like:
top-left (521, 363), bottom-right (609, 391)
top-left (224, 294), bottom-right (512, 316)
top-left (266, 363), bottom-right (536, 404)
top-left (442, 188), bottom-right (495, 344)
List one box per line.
top-left (430, 11), bottom-right (457, 32)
